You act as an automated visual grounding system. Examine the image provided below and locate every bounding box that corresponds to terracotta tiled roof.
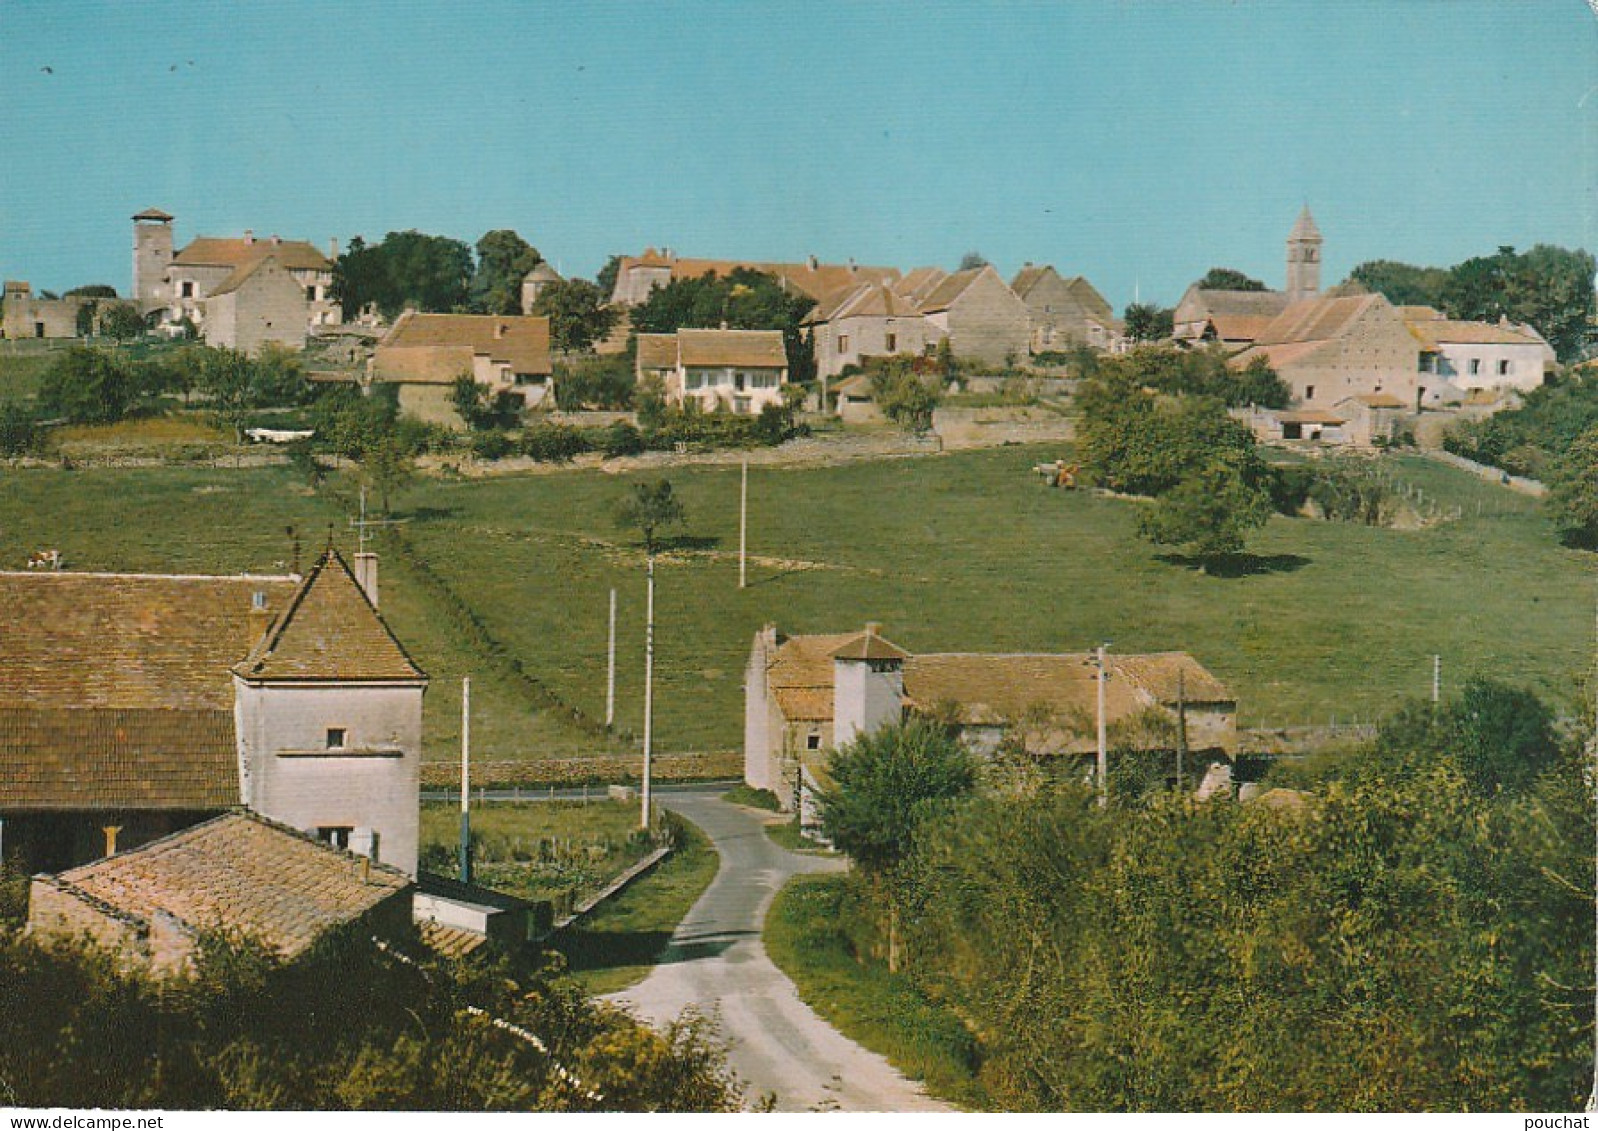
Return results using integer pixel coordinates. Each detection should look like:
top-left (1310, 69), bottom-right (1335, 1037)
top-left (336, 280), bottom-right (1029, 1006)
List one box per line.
top-left (172, 236), bottom-right (331, 273)
top-left (832, 630), bottom-right (911, 662)
top-left (236, 551), bottom-right (425, 684)
top-left (1230, 339), bottom-right (1337, 372)
top-left (904, 653), bottom-right (1143, 725)
top-left (892, 267), bottom-right (949, 305)
top-left (132, 207), bottom-right (174, 222)
top-left (1343, 393), bottom-right (1406, 409)
top-left (773, 686), bottom-right (834, 721)
top-left (1208, 314), bottom-right (1277, 343)
top-left (1254, 294), bottom-right (1379, 346)
top-left (1278, 409), bottom-right (1348, 425)
top-left (1188, 289), bottom-right (1291, 321)
top-left (1404, 317), bottom-right (1545, 348)
top-left (53, 810), bottom-right (411, 960)
top-left (1110, 652), bottom-right (1234, 705)
top-left (1010, 265), bottom-right (1052, 298)
top-left (617, 253), bottom-right (899, 302)
top-left (635, 333), bottom-right (678, 370)
top-left (0, 571), bottom-right (299, 711)
top-left (373, 311), bottom-right (552, 383)
top-left (0, 707), bottom-right (237, 811)
top-left (208, 254), bottom-right (295, 298)
top-left (807, 281), bottom-right (922, 324)
top-left (522, 262), bottom-right (563, 283)
top-left (915, 267), bottom-right (987, 314)
top-left (677, 328), bottom-right (787, 368)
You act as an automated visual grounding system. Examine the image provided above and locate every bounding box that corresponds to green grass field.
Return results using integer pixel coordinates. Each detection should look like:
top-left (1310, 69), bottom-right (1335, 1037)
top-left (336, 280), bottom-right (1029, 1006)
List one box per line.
top-left (0, 351), bottom-right (56, 402)
top-left (556, 816), bottom-right (720, 995)
top-left (2, 444), bottom-right (1590, 763)
top-left (392, 443), bottom-right (1592, 745)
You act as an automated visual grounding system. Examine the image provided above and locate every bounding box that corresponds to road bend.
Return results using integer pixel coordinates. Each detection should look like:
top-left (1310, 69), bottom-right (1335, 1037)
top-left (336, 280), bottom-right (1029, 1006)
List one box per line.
top-left (603, 789), bottom-right (953, 1112)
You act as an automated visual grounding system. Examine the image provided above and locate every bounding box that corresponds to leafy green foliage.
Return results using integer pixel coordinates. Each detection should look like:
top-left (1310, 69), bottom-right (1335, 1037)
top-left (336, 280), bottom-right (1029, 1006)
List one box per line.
top-left (866, 685), bottom-right (1591, 1110)
top-left (1445, 372), bottom-right (1598, 482)
top-left (628, 268), bottom-right (817, 382)
top-left (196, 344), bottom-right (311, 441)
top-left (1442, 244), bottom-right (1595, 363)
top-left (554, 354), bottom-right (635, 411)
top-left (64, 284), bottom-right (118, 299)
top-left (1195, 267), bottom-right (1267, 292)
top-left (451, 375), bottom-right (524, 431)
top-left (817, 718), bottom-right (976, 875)
top-left (471, 229), bottom-right (543, 316)
top-left (99, 301), bottom-right (146, 341)
top-left (37, 346), bottom-right (138, 424)
top-left (1122, 302), bottom-right (1174, 342)
top-left (1347, 259), bottom-right (1451, 308)
top-left (868, 358), bottom-right (941, 433)
top-left (333, 231), bottom-right (475, 320)
top-left (0, 400), bottom-right (41, 456)
top-left (1306, 457), bottom-right (1395, 525)
top-left (1547, 424), bottom-right (1598, 546)
top-left (534, 279), bottom-right (620, 354)
top-left (521, 422), bottom-right (590, 463)
top-left (1137, 448), bottom-right (1274, 562)
top-left (0, 927), bottom-right (741, 1110)
top-left (613, 478), bottom-right (686, 554)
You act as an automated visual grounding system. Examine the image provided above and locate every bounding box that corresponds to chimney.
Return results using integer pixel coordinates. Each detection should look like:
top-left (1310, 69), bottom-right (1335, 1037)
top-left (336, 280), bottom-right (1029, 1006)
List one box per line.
top-left (865, 621), bottom-right (883, 637)
top-left (244, 229), bottom-right (254, 245)
top-left (807, 254), bottom-right (819, 270)
top-left (494, 322), bottom-right (507, 340)
top-left (103, 825), bottom-right (123, 857)
top-left (270, 234), bottom-right (281, 246)
top-left (354, 552), bottom-right (379, 607)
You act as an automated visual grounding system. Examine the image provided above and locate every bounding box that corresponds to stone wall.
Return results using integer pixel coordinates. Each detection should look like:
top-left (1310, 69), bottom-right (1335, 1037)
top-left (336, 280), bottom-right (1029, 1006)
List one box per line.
top-left (419, 750), bottom-right (741, 789)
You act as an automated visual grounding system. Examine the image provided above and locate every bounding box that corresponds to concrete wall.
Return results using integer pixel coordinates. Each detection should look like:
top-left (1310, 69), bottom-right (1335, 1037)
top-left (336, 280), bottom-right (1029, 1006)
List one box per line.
top-left (678, 366), bottom-right (787, 414)
top-left (234, 681), bottom-right (424, 876)
top-left (743, 629), bottom-right (776, 792)
top-left (1429, 341), bottom-right (1548, 394)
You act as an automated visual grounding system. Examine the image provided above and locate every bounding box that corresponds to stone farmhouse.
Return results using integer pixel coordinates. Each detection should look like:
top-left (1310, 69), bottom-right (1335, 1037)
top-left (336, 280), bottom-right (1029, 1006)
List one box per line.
top-left (0, 281), bottom-right (127, 340)
top-left (28, 810), bottom-right (414, 975)
top-left (744, 623), bottom-right (1236, 812)
top-left (805, 264), bottom-right (1032, 380)
top-left (132, 207), bottom-right (340, 352)
top-left (1010, 265), bottom-right (1124, 353)
top-left (1402, 306), bottom-right (1555, 395)
top-left (370, 311), bottom-right (554, 426)
top-left (607, 248), bottom-right (900, 306)
top-left (635, 328), bottom-right (789, 415)
top-left (1230, 292), bottom-right (1424, 410)
top-left (0, 550), bottom-right (427, 878)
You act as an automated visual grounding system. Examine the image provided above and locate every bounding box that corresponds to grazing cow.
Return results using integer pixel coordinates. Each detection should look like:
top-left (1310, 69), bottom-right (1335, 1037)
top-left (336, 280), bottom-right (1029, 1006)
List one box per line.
top-left (26, 549), bottom-right (61, 570)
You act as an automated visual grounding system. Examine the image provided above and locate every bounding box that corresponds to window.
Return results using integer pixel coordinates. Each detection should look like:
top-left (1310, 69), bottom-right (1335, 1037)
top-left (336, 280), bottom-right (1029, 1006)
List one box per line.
top-left (1469, 358), bottom-right (1482, 376)
top-left (317, 826), bottom-right (353, 850)
top-left (806, 733), bottom-right (822, 751)
top-left (885, 333), bottom-right (897, 353)
top-left (326, 727), bottom-right (347, 750)
top-left (305, 286), bottom-right (317, 303)
top-left (838, 334), bottom-right (850, 354)
top-left (1304, 385), bottom-right (1315, 401)
top-left (685, 371), bottom-right (704, 391)
top-left (1498, 359), bottom-right (1511, 376)
top-left (181, 281), bottom-right (195, 298)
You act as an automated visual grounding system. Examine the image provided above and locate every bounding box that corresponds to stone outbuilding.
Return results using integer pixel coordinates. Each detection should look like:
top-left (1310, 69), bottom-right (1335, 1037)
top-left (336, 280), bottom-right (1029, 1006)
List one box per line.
top-left (1009, 265), bottom-right (1123, 353)
top-left (28, 809), bottom-right (414, 975)
top-left (370, 311), bottom-right (554, 425)
top-left (745, 623), bottom-right (1236, 812)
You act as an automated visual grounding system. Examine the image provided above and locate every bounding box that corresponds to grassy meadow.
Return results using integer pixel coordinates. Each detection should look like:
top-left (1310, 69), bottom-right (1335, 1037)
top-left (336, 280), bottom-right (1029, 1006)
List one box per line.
top-left (1, 441), bottom-right (1591, 764)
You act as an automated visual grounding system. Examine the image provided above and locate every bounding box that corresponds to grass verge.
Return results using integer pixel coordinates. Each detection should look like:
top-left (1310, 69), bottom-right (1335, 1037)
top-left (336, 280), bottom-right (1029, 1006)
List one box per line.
top-left (764, 873), bottom-right (987, 1109)
top-left (721, 784), bottom-right (782, 811)
top-left (556, 814), bottom-right (720, 995)
top-left (765, 819), bottom-right (833, 855)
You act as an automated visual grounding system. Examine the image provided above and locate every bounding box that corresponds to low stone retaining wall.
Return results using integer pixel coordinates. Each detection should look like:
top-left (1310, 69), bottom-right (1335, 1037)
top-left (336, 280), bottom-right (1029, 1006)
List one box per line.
top-left (1423, 448), bottom-right (1546, 497)
top-left (551, 844), bottom-right (674, 935)
top-left (420, 750), bottom-right (742, 789)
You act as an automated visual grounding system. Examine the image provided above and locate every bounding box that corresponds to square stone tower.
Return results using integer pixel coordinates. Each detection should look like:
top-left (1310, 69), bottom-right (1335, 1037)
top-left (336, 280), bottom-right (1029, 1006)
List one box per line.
top-left (1285, 206), bottom-right (1323, 304)
top-left (132, 207), bottom-right (174, 316)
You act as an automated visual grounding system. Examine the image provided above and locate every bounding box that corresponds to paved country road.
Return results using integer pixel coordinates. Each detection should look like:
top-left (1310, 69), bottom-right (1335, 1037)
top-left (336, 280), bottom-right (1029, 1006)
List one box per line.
top-left (603, 790), bottom-right (954, 1113)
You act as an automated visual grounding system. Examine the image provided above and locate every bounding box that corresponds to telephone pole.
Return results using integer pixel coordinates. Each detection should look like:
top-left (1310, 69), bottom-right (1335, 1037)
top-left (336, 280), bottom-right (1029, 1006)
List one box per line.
top-left (739, 456), bottom-right (749, 590)
top-left (641, 554), bottom-right (656, 831)
top-left (459, 675), bottom-right (472, 884)
top-left (606, 588), bottom-right (617, 728)
top-left (1176, 667), bottom-right (1187, 793)
top-left (1096, 643), bottom-right (1109, 808)
top-left (1432, 654), bottom-right (1441, 705)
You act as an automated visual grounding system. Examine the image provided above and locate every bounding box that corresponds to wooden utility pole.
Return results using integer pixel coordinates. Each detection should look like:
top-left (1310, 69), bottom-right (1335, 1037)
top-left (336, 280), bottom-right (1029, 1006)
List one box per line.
top-left (1176, 668), bottom-right (1187, 793)
top-left (459, 676), bottom-right (472, 884)
top-left (606, 588), bottom-right (617, 728)
top-left (641, 554), bottom-right (656, 830)
top-left (1588, 597), bottom-right (1598, 1112)
top-left (1432, 654), bottom-right (1441, 704)
top-left (1096, 643), bottom-right (1109, 808)
top-left (739, 456), bottom-right (749, 590)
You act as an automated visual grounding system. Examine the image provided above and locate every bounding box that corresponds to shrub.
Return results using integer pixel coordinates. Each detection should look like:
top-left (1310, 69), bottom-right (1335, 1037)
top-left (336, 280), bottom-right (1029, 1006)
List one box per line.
top-left (601, 420), bottom-right (645, 458)
top-left (521, 422), bottom-right (590, 463)
top-left (472, 430), bottom-right (516, 461)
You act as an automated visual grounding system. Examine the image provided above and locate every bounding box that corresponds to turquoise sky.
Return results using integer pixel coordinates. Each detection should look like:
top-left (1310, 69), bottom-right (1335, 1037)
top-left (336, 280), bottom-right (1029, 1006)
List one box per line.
top-left (1, 0), bottom-right (1594, 308)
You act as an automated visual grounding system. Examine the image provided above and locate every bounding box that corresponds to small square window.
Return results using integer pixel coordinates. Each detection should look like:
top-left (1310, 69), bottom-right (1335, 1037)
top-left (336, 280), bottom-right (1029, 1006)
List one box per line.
top-left (806, 733), bottom-right (822, 751)
top-left (1497, 359), bottom-right (1510, 376)
top-left (1304, 385), bottom-right (1316, 401)
top-left (326, 728), bottom-right (347, 750)
top-left (317, 826), bottom-right (352, 850)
